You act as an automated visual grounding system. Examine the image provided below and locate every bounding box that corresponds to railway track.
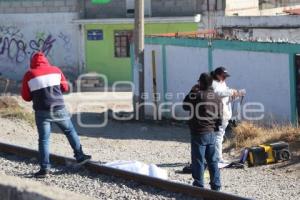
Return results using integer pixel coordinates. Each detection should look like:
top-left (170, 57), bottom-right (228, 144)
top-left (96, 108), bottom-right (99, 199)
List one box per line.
top-left (0, 142), bottom-right (251, 200)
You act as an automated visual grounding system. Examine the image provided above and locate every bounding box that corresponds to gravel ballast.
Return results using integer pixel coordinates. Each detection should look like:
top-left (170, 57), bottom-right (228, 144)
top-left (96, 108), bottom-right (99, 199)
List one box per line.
top-left (0, 94), bottom-right (299, 200)
top-left (0, 153), bottom-right (198, 200)
top-left (0, 173), bottom-right (94, 200)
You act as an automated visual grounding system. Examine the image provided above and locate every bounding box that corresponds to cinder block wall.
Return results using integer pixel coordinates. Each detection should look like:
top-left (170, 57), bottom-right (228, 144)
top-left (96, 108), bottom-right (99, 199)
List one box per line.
top-left (0, 0), bottom-right (217, 18)
top-left (0, 0), bottom-right (79, 14)
top-left (151, 0), bottom-right (198, 16)
top-left (84, 0), bottom-right (126, 19)
top-left (151, 0), bottom-right (222, 16)
top-left (84, 0), bottom-right (208, 18)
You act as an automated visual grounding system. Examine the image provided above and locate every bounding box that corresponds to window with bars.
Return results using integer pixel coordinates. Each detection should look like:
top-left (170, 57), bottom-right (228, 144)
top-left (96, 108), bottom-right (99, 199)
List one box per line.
top-left (114, 30), bottom-right (132, 58)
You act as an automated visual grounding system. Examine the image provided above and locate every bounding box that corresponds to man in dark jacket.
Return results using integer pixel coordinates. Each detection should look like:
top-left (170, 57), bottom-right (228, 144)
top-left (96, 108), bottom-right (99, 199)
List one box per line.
top-left (21, 52), bottom-right (91, 178)
top-left (183, 73), bottom-right (222, 191)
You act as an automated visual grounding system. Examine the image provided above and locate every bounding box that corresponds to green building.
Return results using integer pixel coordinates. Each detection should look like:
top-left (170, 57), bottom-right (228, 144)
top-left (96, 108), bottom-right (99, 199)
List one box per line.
top-left (75, 17), bottom-right (198, 85)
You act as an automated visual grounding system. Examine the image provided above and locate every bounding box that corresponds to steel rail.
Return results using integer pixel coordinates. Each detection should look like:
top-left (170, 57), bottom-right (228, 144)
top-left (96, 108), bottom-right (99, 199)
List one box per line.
top-left (0, 142), bottom-right (252, 200)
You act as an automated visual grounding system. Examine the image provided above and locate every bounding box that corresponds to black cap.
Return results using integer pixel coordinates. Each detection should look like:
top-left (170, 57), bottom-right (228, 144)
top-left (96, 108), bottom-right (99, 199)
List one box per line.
top-left (214, 67), bottom-right (230, 77)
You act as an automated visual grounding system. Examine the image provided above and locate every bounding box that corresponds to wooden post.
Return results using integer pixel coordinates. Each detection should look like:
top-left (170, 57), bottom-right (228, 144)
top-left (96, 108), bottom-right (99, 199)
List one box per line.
top-left (151, 50), bottom-right (158, 120)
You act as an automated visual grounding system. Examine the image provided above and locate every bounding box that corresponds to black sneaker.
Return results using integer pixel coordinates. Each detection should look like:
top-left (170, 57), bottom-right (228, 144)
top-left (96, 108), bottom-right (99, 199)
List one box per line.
top-left (77, 154), bottom-right (91, 165)
top-left (34, 169), bottom-right (50, 178)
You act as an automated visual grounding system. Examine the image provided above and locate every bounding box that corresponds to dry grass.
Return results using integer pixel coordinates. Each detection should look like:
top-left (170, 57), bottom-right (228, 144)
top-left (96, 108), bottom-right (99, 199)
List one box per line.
top-left (0, 96), bottom-right (34, 126)
top-left (225, 122), bottom-right (300, 151)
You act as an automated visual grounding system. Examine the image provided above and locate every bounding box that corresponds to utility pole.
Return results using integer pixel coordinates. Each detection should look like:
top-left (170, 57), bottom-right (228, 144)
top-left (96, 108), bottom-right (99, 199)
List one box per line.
top-left (134, 0), bottom-right (145, 120)
top-left (207, 0), bottom-right (210, 34)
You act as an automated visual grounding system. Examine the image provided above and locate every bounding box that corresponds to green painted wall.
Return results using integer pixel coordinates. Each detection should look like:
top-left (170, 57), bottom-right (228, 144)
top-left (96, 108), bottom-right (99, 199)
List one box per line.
top-left (85, 23), bottom-right (197, 85)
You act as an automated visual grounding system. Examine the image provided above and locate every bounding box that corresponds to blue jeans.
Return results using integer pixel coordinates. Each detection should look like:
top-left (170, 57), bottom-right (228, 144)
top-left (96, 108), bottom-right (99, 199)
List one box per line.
top-left (35, 108), bottom-right (84, 169)
top-left (191, 132), bottom-right (221, 190)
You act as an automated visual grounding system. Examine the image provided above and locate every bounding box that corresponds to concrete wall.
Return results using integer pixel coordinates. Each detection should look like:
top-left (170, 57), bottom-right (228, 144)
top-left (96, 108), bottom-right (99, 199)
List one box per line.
top-left (143, 45), bottom-right (209, 117)
top-left (208, 16), bottom-right (300, 43)
top-left (0, 0), bottom-right (80, 14)
top-left (0, 13), bottom-right (81, 81)
top-left (210, 16), bottom-right (300, 29)
top-left (213, 50), bottom-right (291, 121)
top-left (165, 46), bottom-right (208, 117)
top-left (200, 16), bottom-right (300, 43)
top-left (141, 38), bottom-right (297, 122)
top-left (252, 28), bottom-right (300, 43)
top-left (221, 28), bottom-right (300, 43)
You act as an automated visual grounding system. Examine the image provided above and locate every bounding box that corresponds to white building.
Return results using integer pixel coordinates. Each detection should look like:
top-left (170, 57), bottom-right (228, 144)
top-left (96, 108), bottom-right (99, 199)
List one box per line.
top-left (226, 0), bottom-right (300, 16)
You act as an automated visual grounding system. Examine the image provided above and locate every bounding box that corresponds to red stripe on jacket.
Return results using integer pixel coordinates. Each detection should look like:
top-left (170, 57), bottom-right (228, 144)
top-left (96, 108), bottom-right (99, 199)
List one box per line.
top-left (21, 52), bottom-right (69, 104)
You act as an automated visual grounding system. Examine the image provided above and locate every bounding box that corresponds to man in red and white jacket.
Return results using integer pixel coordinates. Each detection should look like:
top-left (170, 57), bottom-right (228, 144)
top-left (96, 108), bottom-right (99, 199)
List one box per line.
top-left (22, 52), bottom-right (91, 178)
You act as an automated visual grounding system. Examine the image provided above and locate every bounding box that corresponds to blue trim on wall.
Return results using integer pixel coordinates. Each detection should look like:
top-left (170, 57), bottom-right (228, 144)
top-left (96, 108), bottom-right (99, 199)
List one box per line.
top-left (130, 44), bottom-right (134, 82)
top-left (213, 40), bottom-right (300, 54)
top-left (145, 37), bottom-right (208, 48)
top-left (162, 45), bottom-right (173, 118)
top-left (145, 37), bottom-right (300, 54)
top-left (144, 37), bottom-right (300, 124)
top-left (208, 45), bottom-right (213, 72)
top-left (289, 54), bottom-right (297, 124)
top-left (162, 45), bottom-right (168, 103)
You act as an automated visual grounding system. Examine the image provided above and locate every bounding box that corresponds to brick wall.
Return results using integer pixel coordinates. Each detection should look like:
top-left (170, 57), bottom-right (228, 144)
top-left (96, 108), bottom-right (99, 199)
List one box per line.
top-left (0, 0), bottom-right (80, 14)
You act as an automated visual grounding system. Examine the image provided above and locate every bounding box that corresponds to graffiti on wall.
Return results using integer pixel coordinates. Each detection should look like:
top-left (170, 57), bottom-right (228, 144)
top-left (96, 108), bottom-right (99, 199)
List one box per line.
top-left (0, 25), bottom-right (77, 80)
top-left (0, 35), bottom-right (56, 63)
top-left (0, 25), bottom-right (23, 38)
top-left (0, 25), bottom-right (57, 63)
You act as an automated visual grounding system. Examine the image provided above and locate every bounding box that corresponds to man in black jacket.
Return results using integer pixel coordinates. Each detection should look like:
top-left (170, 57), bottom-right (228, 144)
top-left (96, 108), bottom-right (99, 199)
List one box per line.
top-left (183, 73), bottom-right (222, 191)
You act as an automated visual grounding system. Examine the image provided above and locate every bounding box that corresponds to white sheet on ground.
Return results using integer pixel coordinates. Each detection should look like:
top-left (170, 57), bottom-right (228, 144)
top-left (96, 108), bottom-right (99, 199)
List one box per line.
top-left (218, 162), bottom-right (230, 168)
top-left (104, 160), bottom-right (168, 180)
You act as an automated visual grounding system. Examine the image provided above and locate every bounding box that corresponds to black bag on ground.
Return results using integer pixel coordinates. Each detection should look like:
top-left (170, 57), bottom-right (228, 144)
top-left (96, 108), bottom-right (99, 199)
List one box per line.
top-left (182, 163), bottom-right (192, 174)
